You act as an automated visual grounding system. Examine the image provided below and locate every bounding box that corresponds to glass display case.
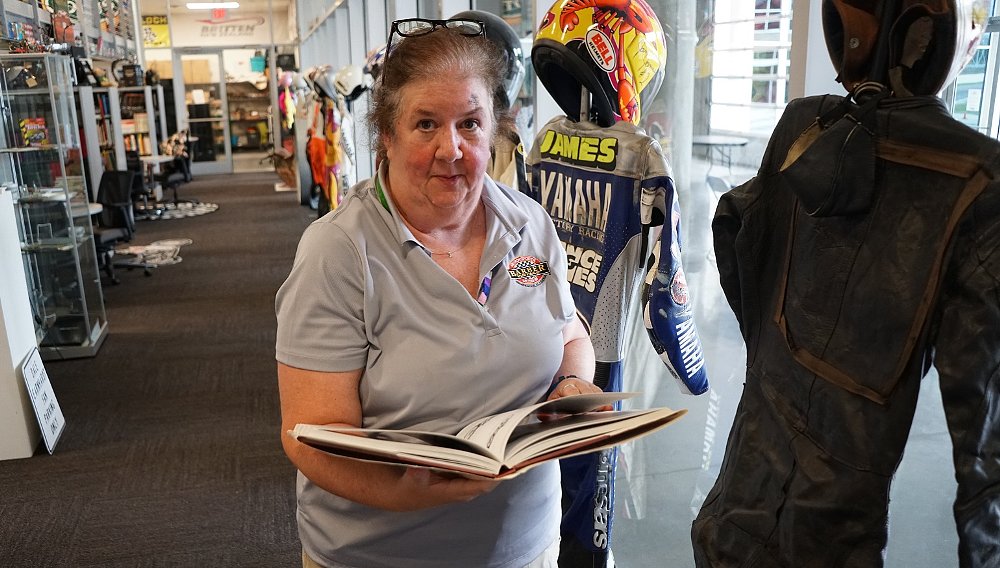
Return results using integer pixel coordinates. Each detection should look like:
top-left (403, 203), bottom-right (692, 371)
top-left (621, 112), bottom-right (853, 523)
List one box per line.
top-left (0, 54), bottom-right (108, 360)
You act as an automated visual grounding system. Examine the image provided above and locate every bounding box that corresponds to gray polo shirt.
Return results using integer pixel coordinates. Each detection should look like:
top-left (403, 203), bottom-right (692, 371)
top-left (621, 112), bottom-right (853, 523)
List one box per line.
top-left (276, 170), bottom-right (574, 568)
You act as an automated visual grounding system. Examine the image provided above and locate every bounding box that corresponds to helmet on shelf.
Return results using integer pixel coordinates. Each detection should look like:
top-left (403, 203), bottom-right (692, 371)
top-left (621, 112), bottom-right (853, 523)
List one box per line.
top-left (822, 0), bottom-right (988, 96)
top-left (531, 0), bottom-right (667, 126)
top-left (334, 64), bottom-right (373, 102)
top-left (451, 10), bottom-right (526, 109)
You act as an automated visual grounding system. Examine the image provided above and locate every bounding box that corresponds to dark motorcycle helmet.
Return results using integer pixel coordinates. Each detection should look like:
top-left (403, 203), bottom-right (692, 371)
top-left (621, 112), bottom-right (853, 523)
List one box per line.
top-left (451, 10), bottom-right (526, 109)
top-left (822, 0), bottom-right (988, 96)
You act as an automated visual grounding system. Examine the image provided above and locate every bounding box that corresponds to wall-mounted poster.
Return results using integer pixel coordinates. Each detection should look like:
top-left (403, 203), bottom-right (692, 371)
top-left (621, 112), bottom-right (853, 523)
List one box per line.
top-left (121, 0), bottom-right (133, 38)
top-left (98, 0), bottom-right (120, 34)
top-left (142, 15), bottom-right (169, 47)
top-left (51, 0), bottom-right (76, 44)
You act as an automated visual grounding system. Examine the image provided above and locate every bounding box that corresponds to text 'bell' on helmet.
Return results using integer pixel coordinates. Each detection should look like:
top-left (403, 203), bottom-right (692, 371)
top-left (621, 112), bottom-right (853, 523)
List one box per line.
top-left (451, 10), bottom-right (527, 109)
top-left (532, 0), bottom-right (667, 126)
top-left (823, 0), bottom-right (988, 96)
top-left (334, 64), bottom-right (373, 102)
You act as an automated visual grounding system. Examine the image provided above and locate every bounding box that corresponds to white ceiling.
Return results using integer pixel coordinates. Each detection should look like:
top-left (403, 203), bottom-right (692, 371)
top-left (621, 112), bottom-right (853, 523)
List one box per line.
top-left (139, 0), bottom-right (292, 14)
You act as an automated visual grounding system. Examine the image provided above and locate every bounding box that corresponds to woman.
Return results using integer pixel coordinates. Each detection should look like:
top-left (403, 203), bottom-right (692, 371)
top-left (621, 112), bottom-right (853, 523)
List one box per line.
top-left (275, 21), bottom-right (598, 568)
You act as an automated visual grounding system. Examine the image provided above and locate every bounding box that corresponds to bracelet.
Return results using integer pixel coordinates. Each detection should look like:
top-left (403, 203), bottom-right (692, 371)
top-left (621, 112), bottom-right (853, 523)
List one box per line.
top-left (544, 374), bottom-right (579, 398)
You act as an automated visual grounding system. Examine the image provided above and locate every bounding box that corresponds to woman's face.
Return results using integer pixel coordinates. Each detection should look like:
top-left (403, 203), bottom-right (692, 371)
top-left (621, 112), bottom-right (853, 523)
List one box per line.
top-left (383, 74), bottom-right (494, 212)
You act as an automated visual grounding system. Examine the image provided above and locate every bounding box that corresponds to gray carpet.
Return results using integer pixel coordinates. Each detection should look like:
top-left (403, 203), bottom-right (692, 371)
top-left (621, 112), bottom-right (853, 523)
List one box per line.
top-left (0, 172), bottom-right (316, 567)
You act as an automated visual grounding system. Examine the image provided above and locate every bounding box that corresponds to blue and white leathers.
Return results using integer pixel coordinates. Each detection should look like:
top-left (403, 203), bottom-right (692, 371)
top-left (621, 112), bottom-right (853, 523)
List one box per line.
top-left (526, 115), bottom-right (709, 563)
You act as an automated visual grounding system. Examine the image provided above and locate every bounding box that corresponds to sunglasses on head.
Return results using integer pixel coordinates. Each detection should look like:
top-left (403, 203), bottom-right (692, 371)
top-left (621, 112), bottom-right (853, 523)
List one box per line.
top-left (383, 18), bottom-right (486, 78)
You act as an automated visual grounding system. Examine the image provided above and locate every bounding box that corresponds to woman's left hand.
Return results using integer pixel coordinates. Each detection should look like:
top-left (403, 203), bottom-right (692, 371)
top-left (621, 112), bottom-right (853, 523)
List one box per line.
top-left (545, 377), bottom-right (613, 411)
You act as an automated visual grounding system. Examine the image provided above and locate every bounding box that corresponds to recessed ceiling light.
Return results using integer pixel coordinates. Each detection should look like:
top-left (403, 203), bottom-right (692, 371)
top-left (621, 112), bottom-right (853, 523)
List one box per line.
top-left (186, 2), bottom-right (240, 9)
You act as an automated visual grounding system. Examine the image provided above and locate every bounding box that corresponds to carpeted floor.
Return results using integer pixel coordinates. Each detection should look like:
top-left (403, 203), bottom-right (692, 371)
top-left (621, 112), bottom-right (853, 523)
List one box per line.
top-left (0, 172), bottom-right (316, 567)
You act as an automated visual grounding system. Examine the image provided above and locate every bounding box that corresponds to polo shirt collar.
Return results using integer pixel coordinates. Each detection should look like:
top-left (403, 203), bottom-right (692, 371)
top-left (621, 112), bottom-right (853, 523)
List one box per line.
top-left (372, 163), bottom-right (529, 255)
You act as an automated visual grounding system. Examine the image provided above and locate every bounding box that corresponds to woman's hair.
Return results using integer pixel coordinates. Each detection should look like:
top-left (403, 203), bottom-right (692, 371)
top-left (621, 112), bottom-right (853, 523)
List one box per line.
top-left (367, 27), bottom-right (516, 162)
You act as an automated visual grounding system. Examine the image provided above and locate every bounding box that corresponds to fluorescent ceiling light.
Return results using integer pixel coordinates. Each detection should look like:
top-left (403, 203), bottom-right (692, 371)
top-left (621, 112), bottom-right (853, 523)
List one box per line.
top-left (186, 2), bottom-right (240, 9)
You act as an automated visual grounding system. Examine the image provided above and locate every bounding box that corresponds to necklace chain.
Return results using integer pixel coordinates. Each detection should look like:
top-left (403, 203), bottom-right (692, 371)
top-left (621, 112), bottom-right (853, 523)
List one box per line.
top-left (426, 244), bottom-right (461, 258)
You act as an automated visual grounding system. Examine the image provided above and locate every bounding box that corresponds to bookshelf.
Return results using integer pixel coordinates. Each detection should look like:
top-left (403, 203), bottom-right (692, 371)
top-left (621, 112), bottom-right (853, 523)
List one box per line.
top-left (227, 81), bottom-right (270, 152)
top-left (118, 86), bottom-right (160, 159)
top-left (76, 85), bottom-right (126, 200)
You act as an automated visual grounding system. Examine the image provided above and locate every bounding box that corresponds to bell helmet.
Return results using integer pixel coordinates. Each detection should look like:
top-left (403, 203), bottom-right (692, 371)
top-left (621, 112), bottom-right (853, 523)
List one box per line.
top-left (334, 64), bottom-right (373, 102)
top-left (364, 44), bottom-right (388, 82)
top-left (451, 10), bottom-right (526, 109)
top-left (532, 0), bottom-right (666, 126)
top-left (823, 0), bottom-right (988, 96)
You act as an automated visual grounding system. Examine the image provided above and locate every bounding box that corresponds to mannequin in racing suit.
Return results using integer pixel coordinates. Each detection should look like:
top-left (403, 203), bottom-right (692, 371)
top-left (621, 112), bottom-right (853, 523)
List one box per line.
top-left (692, 1), bottom-right (1000, 565)
top-left (531, 2), bottom-right (710, 565)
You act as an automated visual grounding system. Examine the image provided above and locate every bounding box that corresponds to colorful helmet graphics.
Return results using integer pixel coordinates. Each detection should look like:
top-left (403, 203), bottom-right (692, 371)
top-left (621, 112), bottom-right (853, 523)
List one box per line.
top-left (532, 0), bottom-right (667, 126)
top-left (334, 64), bottom-right (373, 102)
top-left (364, 44), bottom-right (388, 82)
top-left (451, 10), bottom-right (527, 109)
top-left (823, 0), bottom-right (988, 96)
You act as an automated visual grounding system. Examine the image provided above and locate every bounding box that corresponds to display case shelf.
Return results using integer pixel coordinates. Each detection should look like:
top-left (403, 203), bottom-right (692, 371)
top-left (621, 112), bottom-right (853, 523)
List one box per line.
top-left (0, 54), bottom-right (108, 361)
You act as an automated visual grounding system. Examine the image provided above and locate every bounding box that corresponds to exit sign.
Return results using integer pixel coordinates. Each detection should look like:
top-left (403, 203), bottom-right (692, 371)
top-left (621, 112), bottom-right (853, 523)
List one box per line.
top-left (212, 8), bottom-right (227, 19)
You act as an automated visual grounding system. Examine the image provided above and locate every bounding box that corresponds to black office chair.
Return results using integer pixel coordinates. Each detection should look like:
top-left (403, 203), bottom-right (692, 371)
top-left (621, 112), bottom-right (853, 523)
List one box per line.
top-left (125, 150), bottom-right (160, 218)
top-left (155, 155), bottom-right (194, 204)
top-left (93, 170), bottom-right (153, 284)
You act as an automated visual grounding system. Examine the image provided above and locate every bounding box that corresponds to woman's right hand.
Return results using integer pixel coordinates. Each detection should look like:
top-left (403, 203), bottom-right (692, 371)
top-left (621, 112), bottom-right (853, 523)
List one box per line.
top-left (279, 363), bottom-right (500, 511)
top-left (398, 467), bottom-right (500, 508)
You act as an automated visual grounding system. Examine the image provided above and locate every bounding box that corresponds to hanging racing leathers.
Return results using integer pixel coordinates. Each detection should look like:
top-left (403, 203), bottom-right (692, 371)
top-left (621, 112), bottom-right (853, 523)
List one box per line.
top-left (526, 115), bottom-right (709, 567)
top-left (693, 93), bottom-right (1000, 567)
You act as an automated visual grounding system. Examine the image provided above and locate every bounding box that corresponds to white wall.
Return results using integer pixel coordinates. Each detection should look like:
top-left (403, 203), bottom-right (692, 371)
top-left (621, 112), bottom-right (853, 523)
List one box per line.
top-left (789, 0), bottom-right (842, 99)
top-left (170, 10), bottom-right (292, 47)
top-left (0, 190), bottom-right (41, 460)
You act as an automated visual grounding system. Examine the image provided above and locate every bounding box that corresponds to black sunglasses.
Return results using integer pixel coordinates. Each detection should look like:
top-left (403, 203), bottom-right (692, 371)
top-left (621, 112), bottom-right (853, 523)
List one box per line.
top-left (384, 18), bottom-right (486, 68)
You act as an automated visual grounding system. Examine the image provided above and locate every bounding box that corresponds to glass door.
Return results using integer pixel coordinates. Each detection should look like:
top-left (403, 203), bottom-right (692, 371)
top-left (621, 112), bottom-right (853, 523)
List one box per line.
top-left (178, 50), bottom-right (231, 175)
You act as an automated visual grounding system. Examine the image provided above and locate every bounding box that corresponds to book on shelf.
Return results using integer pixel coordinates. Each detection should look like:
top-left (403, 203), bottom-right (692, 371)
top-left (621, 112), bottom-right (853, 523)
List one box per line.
top-left (19, 117), bottom-right (49, 147)
top-left (290, 392), bottom-right (686, 479)
top-left (123, 134), bottom-right (152, 155)
top-left (95, 93), bottom-right (110, 116)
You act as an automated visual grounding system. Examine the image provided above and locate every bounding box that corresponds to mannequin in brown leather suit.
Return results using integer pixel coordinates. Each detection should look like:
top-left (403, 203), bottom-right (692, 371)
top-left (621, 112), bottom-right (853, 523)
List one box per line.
top-left (692, 1), bottom-right (1000, 566)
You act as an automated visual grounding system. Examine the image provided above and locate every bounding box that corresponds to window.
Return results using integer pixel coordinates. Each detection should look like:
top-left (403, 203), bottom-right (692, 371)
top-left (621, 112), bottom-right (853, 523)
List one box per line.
top-left (709, 0), bottom-right (793, 135)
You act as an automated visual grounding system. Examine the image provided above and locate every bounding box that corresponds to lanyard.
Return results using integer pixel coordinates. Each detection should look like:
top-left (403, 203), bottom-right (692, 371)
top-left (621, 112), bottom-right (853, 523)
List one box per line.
top-left (375, 176), bottom-right (494, 306)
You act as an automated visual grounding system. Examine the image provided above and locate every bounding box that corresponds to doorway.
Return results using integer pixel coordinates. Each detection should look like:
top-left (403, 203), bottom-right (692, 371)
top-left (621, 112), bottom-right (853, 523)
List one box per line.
top-left (174, 48), bottom-right (276, 175)
top-left (177, 50), bottom-right (232, 175)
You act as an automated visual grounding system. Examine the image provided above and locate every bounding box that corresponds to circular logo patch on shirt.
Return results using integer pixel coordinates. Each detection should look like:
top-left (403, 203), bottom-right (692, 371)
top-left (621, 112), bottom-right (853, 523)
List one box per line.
top-left (508, 255), bottom-right (550, 287)
top-left (671, 268), bottom-right (690, 306)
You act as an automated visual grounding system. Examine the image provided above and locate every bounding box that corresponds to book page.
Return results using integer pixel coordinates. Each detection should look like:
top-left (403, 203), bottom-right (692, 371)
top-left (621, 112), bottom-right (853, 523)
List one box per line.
top-left (291, 425), bottom-right (499, 474)
top-left (503, 408), bottom-right (685, 466)
top-left (455, 392), bottom-right (633, 458)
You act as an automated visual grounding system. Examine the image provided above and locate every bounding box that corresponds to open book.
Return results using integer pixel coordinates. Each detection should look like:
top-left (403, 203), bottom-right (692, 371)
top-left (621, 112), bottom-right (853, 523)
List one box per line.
top-left (290, 392), bottom-right (685, 479)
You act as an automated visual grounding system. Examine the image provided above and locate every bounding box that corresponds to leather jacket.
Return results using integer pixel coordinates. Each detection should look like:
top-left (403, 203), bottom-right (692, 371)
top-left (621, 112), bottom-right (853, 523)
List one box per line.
top-left (693, 94), bottom-right (1000, 567)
